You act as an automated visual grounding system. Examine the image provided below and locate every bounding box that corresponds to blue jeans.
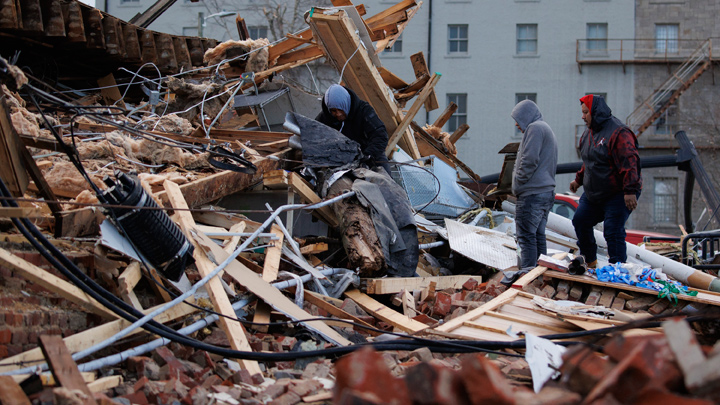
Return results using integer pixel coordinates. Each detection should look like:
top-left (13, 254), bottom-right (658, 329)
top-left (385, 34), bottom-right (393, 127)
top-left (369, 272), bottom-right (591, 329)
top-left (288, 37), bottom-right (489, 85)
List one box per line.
top-left (572, 192), bottom-right (638, 264)
top-left (516, 192), bottom-right (555, 272)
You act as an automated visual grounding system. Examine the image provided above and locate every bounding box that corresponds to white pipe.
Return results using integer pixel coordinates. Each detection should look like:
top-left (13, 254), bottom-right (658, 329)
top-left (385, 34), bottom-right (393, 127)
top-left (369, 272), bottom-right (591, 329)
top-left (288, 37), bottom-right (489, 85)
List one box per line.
top-left (76, 267), bottom-right (347, 372)
top-left (0, 192), bottom-right (357, 377)
top-left (502, 201), bottom-right (720, 292)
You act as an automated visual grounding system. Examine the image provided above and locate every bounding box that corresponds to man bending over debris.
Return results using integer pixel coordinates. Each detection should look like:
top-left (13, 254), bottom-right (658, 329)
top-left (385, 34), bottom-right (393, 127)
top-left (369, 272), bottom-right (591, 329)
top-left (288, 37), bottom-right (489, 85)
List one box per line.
top-left (507, 100), bottom-right (558, 283)
top-left (570, 94), bottom-right (642, 267)
top-left (316, 84), bottom-right (392, 175)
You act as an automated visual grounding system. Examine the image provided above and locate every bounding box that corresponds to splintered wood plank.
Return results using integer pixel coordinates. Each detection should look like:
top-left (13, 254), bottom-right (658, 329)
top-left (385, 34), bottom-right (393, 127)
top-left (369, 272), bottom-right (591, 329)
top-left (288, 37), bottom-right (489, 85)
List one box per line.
top-left (410, 121), bottom-right (483, 183)
top-left (409, 52), bottom-right (438, 111)
top-left (0, 376), bottom-right (31, 405)
top-left (155, 158), bottom-right (279, 209)
top-left (87, 375), bottom-right (123, 393)
top-left (0, 301), bottom-right (196, 374)
top-left (378, 66), bottom-right (409, 90)
top-left (191, 231), bottom-right (351, 346)
top-left (97, 74), bottom-right (126, 109)
top-left (364, 275), bottom-right (482, 295)
top-left (449, 124), bottom-right (469, 144)
top-left (0, 96), bottom-right (30, 197)
top-left (304, 291), bottom-right (380, 336)
top-left (344, 289), bottom-right (427, 333)
top-left (513, 252), bottom-right (567, 289)
top-left (0, 248), bottom-right (116, 318)
top-left (164, 180), bottom-right (262, 375)
top-left (386, 72), bottom-right (441, 157)
top-left (299, 243), bottom-right (328, 255)
top-left (401, 289), bottom-right (416, 317)
top-left (435, 289), bottom-right (520, 333)
top-left (39, 335), bottom-right (97, 405)
top-left (433, 102), bottom-right (458, 129)
top-left (118, 262), bottom-right (143, 310)
top-left (253, 223), bottom-right (282, 332)
top-left (309, 12), bottom-right (399, 134)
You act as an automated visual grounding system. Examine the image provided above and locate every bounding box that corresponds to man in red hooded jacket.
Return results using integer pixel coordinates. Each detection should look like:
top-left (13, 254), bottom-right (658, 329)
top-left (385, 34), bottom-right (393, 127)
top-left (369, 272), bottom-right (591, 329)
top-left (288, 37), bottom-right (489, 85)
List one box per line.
top-left (569, 95), bottom-right (642, 267)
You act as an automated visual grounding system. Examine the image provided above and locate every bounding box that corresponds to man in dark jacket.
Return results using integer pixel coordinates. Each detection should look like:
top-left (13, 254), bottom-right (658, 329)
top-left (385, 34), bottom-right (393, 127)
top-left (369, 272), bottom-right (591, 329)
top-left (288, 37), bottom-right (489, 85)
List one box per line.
top-left (569, 95), bottom-right (642, 267)
top-left (316, 84), bottom-right (392, 175)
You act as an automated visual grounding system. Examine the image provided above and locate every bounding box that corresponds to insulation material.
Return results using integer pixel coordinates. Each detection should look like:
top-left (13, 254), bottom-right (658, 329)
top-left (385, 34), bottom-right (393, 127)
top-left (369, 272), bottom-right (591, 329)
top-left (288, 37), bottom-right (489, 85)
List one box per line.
top-left (203, 39), bottom-right (270, 73)
top-left (43, 161), bottom-right (101, 197)
top-left (138, 172), bottom-right (191, 194)
top-left (140, 113), bottom-right (195, 136)
top-left (68, 189), bottom-right (100, 210)
top-left (75, 130), bottom-right (210, 169)
top-left (2, 85), bottom-right (25, 109)
top-left (10, 110), bottom-right (42, 137)
top-left (165, 77), bottom-right (230, 125)
top-left (423, 124), bottom-right (456, 156)
top-left (0, 57), bottom-right (28, 90)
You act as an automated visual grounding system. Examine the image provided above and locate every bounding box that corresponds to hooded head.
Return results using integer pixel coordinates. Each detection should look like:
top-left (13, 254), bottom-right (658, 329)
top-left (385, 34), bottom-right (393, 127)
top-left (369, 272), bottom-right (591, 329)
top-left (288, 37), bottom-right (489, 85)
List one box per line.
top-left (511, 99), bottom-right (542, 132)
top-left (324, 84), bottom-right (351, 119)
top-left (580, 94), bottom-right (612, 132)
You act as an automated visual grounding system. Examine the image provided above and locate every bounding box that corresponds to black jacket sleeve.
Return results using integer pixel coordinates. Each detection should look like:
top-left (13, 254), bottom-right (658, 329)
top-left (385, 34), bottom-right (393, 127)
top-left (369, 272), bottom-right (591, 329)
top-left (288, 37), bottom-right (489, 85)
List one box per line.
top-left (358, 105), bottom-right (391, 174)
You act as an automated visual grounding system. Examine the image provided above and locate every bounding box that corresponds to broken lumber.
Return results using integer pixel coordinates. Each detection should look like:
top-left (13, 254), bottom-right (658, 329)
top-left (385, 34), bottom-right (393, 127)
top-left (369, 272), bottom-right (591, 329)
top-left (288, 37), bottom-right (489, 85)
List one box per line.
top-left (0, 376), bottom-right (31, 405)
top-left (386, 72), bottom-right (441, 157)
top-left (39, 335), bottom-right (98, 405)
top-left (164, 180), bottom-right (262, 376)
top-left (364, 275), bottom-right (482, 294)
top-left (344, 289), bottom-right (428, 333)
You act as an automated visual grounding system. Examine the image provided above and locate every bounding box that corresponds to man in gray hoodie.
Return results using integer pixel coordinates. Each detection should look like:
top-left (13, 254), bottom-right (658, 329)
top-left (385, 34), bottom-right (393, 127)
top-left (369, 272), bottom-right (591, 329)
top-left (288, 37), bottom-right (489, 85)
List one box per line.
top-left (508, 100), bottom-right (558, 282)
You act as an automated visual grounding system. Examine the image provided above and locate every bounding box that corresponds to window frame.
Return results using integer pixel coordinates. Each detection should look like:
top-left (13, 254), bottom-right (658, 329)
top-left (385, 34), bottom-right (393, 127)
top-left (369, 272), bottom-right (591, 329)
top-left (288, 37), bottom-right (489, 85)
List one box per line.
top-left (447, 24), bottom-right (469, 54)
top-left (446, 93), bottom-right (468, 134)
top-left (586, 23), bottom-right (608, 53)
top-left (516, 24), bottom-right (538, 55)
top-left (655, 23), bottom-right (679, 54)
top-left (248, 26), bottom-right (269, 39)
top-left (653, 177), bottom-right (678, 224)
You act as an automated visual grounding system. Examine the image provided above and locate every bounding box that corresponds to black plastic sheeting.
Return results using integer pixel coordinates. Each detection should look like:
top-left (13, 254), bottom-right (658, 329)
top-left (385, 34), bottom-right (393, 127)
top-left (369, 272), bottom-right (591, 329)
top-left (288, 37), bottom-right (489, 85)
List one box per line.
top-left (285, 112), bottom-right (363, 167)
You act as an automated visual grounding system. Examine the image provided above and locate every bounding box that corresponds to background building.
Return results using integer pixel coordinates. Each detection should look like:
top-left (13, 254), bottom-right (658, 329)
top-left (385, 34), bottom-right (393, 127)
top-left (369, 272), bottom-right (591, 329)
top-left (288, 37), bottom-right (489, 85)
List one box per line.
top-left (101, 0), bottom-right (720, 234)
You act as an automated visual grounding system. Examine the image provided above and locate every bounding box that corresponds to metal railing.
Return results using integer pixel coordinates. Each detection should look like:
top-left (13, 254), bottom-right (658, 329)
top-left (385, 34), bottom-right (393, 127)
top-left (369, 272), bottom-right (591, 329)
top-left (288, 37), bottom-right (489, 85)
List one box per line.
top-left (576, 38), bottom-right (719, 64)
top-left (625, 40), bottom-right (712, 135)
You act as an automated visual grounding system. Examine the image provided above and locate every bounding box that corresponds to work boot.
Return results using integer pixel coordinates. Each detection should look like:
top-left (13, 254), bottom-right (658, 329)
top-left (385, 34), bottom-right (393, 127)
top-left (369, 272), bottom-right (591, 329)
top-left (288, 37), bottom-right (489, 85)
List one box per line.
top-left (587, 260), bottom-right (597, 269)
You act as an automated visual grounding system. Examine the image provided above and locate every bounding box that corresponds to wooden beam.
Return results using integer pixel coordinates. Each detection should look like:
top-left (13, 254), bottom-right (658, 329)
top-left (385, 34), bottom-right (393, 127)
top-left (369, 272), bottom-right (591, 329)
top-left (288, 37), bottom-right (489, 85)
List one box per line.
top-left (0, 207), bottom-right (45, 218)
top-left (410, 121), bottom-right (483, 183)
top-left (304, 290), bottom-right (380, 336)
top-left (154, 158), bottom-right (279, 209)
top-left (163, 180), bottom-right (262, 375)
top-left (449, 124), bottom-right (469, 144)
top-left (432, 102), bottom-right (458, 129)
top-left (191, 231), bottom-right (352, 346)
top-left (0, 376), bottom-right (31, 405)
top-left (344, 289), bottom-right (428, 333)
top-left (401, 289), bottom-right (416, 317)
top-left (253, 223), bottom-right (281, 333)
top-left (118, 262), bottom-right (143, 311)
top-left (300, 243), bottom-right (328, 255)
top-left (409, 52), bottom-right (438, 111)
top-left (378, 66), bottom-right (409, 90)
top-left (0, 248), bottom-right (116, 318)
top-left (364, 275), bottom-right (482, 295)
top-left (39, 335), bottom-right (97, 405)
top-left (0, 96), bottom-right (30, 197)
top-left (386, 73), bottom-right (441, 156)
top-left (97, 73), bottom-right (126, 110)
top-left (87, 375), bottom-right (123, 394)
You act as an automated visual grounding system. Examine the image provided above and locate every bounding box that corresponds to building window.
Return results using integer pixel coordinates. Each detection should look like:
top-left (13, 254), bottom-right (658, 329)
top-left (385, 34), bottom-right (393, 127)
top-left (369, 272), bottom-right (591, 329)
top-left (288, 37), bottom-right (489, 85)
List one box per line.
top-left (514, 93), bottom-right (536, 135)
top-left (516, 24), bottom-right (538, 55)
top-left (656, 24), bottom-right (679, 53)
top-left (654, 177), bottom-right (678, 223)
top-left (249, 26), bottom-right (269, 39)
top-left (182, 26), bottom-right (198, 36)
top-left (586, 23), bottom-right (608, 52)
top-left (653, 90), bottom-right (678, 136)
top-left (446, 94), bottom-right (467, 133)
top-left (386, 34), bottom-right (402, 53)
top-left (448, 25), bottom-right (468, 54)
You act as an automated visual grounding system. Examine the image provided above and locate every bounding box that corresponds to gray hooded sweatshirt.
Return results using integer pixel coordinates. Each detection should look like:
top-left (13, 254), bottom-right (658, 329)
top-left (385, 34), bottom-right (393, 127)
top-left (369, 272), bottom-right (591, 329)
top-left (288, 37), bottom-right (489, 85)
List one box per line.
top-left (511, 100), bottom-right (558, 197)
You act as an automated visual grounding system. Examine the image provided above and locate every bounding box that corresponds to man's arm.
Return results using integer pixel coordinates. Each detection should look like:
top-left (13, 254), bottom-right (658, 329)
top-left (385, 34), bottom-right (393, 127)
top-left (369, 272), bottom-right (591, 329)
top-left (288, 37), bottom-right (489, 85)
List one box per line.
top-left (514, 126), bottom-right (542, 187)
top-left (610, 128), bottom-right (641, 210)
top-left (570, 165), bottom-right (585, 193)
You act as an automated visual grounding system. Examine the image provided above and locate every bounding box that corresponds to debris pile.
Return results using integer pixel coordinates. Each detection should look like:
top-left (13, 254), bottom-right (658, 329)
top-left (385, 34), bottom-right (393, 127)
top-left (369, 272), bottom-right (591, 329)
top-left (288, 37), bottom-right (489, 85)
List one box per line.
top-left (0, 0), bottom-right (719, 403)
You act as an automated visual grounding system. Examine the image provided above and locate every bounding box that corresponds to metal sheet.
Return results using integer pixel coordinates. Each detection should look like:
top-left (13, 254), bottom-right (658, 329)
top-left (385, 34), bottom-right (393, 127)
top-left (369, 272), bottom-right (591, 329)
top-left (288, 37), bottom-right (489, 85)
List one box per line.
top-left (445, 219), bottom-right (517, 271)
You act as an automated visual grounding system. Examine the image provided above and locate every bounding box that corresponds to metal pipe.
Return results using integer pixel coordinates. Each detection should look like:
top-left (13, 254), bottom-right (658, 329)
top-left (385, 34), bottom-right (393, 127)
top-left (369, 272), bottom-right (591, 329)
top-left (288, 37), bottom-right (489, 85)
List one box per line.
top-left (77, 267), bottom-right (347, 372)
top-left (419, 241), bottom-right (445, 249)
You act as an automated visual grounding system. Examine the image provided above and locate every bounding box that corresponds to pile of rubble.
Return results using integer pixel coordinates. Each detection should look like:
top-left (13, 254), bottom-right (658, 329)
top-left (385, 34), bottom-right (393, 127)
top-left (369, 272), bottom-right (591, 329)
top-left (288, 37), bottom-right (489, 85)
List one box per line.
top-left (1, 0), bottom-right (720, 404)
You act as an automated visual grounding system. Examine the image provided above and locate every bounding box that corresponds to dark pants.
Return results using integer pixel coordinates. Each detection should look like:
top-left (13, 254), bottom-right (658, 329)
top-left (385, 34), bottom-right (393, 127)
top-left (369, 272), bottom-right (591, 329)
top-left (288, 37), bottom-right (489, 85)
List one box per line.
top-left (516, 191), bottom-right (555, 272)
top-left (572, 192), bottom-right (638, 264)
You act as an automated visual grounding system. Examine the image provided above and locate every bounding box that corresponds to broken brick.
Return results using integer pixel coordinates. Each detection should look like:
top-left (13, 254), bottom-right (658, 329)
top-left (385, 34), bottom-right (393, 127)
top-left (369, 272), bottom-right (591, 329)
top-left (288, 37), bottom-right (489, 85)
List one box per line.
top-left (459, 354), bottom-right (515, 404)
top-left (432, 292), bottom-right (453, 317)
top-left (404, 361), bottom-right (469, 405)
top-left (334, 347), bottom-right (410, 404)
